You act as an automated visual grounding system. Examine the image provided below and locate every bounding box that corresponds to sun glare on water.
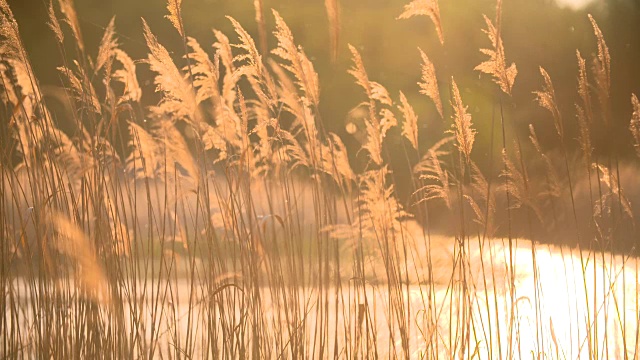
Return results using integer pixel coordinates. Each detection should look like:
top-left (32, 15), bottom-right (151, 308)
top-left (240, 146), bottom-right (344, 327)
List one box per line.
top-left (555, 0), bottom-right (597, 10)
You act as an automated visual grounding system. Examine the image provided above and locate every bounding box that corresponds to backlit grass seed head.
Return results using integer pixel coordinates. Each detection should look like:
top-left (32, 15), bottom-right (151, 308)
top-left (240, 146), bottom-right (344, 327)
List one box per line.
top-left (593, 164), bottom-right (633, 220)
top-left (57, 61), bottom-right (101, 114)
top-left (348, 44), bottom-right (396, 165)
top-left (576, 50), bottom-right (593, 124)
top-left (630, 94), bottom-right (640, 158)
top-left (50, 211), bottom-right (112, 305)
top-left (588, 14), bottom-right (611, 123)
top-left (111, 49), bottom-right (141, 103)
top-left (417, 48), bottom-right (443, 118)
top-left (450, 79), bottom-right (475, 163)
top-left (529, 124), bottom-right (561, 199)
top-left (501, 146), bottom-right (542, 222)
top-left (534, 67), bottom-right (563, 138)
top-left (398, 0), bottom-right (443, 45)
top-left (96, 17), bottom-right (117, 73)
top-left (272, 10), bottom-right (320, 109)
top-left (142, 18), bottom-right (197, 121)
top-left (576, 105), bottom-right (593, 165)
top-left (227, 16), bottom-right (263, 77)
top-left (475, 3), bottom-right (517, 96)
top-left (398, 91), bottom-right (419, 151)
top-left (185, 36), bottom-right (218, 105)
top-left (47, 0), bottom-right (64, 44)
top-left (414, 137), bottom-right (454, 209)
top-left (58, 0), bottom-right (85, 52)
top-left (165, 0), bottom-right (184, 37)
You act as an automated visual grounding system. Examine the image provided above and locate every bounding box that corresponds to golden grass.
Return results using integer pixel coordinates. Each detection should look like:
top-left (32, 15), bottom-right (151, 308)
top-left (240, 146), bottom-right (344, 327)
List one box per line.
top-left (1, 0), bottom-right (639, 358)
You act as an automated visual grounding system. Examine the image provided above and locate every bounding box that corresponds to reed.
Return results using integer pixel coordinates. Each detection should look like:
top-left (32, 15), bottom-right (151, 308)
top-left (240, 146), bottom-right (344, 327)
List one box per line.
top-left (1, 0), bottom-right (639, 358)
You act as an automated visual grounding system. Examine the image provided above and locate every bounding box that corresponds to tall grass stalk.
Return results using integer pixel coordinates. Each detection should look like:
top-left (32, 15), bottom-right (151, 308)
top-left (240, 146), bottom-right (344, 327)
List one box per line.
top-left (1, 0), bottom-right (639, 359)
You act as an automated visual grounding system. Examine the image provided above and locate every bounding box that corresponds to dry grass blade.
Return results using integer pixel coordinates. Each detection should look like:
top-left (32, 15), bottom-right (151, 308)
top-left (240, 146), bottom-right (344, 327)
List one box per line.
top-left (47, 0), bottom-right (64, 44)
top-left (57, 61), bottom-right (102, 114)
top-left (475, 5), bottom-right (517, 96)
top-left (0, 0), bottom-right (32, 69)
top-left (96, 16), bottom-right (117, 72)
top-left (576, 50), bottom-right (593, 124)
top-left (49, 211), bottom-right (112, 305)
top-left (271, 10), bottom-right (320, 109)
top-left (415, 148), bottom-right (451, 209)
top-left (450, 78), bottom-right (476, 162)
top-left (348, 44), bottom-right (372, 101)
top-left (576, 105), bottom-right (593, 165)
top-left (629, 94), bottom-right (640, 158)
top-left (501, 147), bottom-right (542, 222)
top-left (58, 0), bottom-right (84, 52)
top-left (112, 49), bottom-right (142, 103)
top-left (126, 121), bottom-right (162, 179)
top-left (398, 91), bottom-right (419, 151)
top-left (398, 0), bottom-right (444, 45)
top-left (321, 133), bottom-right (356, 185)
top-left (529, 124), bottom-right (561, 199)
top-left (468, 161), bottom-right (496, 237)
top-left (594, 164), bottom-right (633, 220)
top-left (142, 18), bottom-right (197, 120)
top-left (588, 14), bottom-right (611, 122)
top-left (348, 44), bottom-right (397, 165)
top-left (534, 67), bottom-right (563, 138)
top-left (227, 16), bottom-right (263, 76)
top-left (166, 0), bottom-right (184, 37)
top-left (185, 36), bottom-right (217, 104)
top-left (417, 48), bottom-right (443, 118)
top-left (359, 167), bottom-right (410, 239)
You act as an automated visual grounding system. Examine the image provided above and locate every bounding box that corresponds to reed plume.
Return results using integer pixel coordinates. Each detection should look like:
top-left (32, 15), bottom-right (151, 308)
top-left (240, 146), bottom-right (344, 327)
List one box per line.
top-left (534, 67), bottom-right (563, 139)
top-left (414, 136), bottom-right (454, 209)
top-left (272, 10), bottom-right (320, 110)
top-left (57, 61), bottom-right (102, 114)
top-left (126, 121), bottom-right (162, 179)
top-left (593, 164), bottom-right (633, 220)
top-left (348, 44), bottom-right (396, 166)
top-left (465, 162), bottom-right (496, 237)
top-left (450, 78), bottom-right (476, 163)
top-left (398, 0), bottom-right (444, 45)
top-left (398, 91), bottom-right (419, 152)
top-left (576, 106), bottom-right (593, 166)
top-left (58, 0), bottom-right (85, 53)
top-left (575, 50), bottom-right (593, 165)
top-left (529, 125), bottom-right (561, 200)
top-left (142, 18), bottom-right (197, 121)
top-left (49, 211), bottom-right (112, 305)
top-left (475, 0), bottom-right (517, 96)
top-left (588, 14), bottom-right (611, 124)
top-left (501, 147), bottom-right (542, 222)
top-left (417, 48), bottom-right (443, 118)
top-left (47, 0), bottom-right (64, 44)
top-left (576, 50), bottom-right (593, 124)
top-left (165, 0), bottom-right (185, 37)
top-left (630, 94), bottom-right (640, 157)
top-left (95, 17), bottom-right (117, 73)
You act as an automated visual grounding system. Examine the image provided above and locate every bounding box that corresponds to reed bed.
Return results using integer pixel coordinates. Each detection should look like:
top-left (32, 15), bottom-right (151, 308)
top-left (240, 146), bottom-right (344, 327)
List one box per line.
top-left (1, 0), bottom-right (639, 358)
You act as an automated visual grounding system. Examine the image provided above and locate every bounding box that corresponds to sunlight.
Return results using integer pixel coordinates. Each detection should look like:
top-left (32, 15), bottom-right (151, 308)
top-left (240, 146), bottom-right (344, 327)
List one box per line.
top-left (3, 0), bottom-right (639, 358)
top-left (555, 0), bottom-right (596, 10)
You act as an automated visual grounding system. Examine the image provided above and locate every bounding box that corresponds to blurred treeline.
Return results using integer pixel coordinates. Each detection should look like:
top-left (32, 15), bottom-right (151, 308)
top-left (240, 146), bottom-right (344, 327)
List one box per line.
top-left (6, 0), bottom-right (640, 184)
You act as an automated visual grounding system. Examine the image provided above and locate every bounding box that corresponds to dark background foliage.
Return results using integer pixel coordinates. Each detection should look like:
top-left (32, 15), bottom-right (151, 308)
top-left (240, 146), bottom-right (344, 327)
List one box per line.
top-left (6, 0), bottom-right (640, 205)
